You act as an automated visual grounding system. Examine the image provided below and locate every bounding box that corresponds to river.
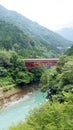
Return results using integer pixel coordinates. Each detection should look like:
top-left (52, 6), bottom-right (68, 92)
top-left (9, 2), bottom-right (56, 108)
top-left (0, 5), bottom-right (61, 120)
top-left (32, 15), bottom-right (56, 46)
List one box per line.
top-left (0, 90), bottom-right (46, 130)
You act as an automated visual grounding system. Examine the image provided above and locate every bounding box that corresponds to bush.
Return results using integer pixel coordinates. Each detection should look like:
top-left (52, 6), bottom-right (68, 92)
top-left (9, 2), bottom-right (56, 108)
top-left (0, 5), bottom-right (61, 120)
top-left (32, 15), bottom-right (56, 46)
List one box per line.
top-left (9, 93), bottom-right (73, 130)
top-left (3, 86), bottom-right (13, 92)
top-left (0, 77), bottom-right (14, 87)
top-left (0, 67), bottom-right (8, 77)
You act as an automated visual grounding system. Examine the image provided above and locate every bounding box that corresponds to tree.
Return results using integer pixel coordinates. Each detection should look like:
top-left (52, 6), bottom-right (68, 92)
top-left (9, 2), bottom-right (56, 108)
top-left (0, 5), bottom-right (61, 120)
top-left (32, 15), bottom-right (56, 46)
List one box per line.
top-left (0, 51), bottom-right (10, 68)
top-left (40, 55), bottom-right (73, 102)
top-left (62, 61), bottom-right (73, 84)
top-left (30, 66), bottom-right (45, 83)
top-left (9, 93), bottom-right (73, 130)
top-left (16, 71), bottom-right (33, 87)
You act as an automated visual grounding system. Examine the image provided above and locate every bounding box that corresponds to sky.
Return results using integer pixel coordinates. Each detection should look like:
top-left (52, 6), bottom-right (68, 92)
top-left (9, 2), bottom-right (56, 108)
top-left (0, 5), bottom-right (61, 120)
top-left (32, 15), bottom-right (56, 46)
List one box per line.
top-left (0, 0), bottom-right (73, 31)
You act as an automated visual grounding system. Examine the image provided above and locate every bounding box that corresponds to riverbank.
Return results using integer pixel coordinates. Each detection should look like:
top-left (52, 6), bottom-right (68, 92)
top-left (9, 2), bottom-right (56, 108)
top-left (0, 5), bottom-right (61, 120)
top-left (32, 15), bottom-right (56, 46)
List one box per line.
top-left (0, 85), bottom-right (36, 109)
top-left (0, 90), bottom-right (46, 130)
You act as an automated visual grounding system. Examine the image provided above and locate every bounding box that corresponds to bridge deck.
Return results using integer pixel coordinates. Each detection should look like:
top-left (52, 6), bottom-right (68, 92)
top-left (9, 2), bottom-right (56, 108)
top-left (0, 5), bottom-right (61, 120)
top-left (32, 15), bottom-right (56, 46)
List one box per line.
top-left (24, 58), bottom-right (59, 61)
top-left (24, 59), bottom-right (59, 70)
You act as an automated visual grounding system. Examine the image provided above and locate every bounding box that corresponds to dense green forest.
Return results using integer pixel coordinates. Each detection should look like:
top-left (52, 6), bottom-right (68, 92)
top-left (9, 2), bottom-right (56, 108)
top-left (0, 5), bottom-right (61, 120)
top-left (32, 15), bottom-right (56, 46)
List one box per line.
top-left (0, 20), bottom-right (60, 58)
top-left (40, 55), bottom-right (73, 101)
top-left (0, 5), bottom-right (73, 90)
top-left (0, 5), bottom-right (73, 89)
top-left (65, 45), bottom-right (73, 56)
top-left (0, 5), bottom-right (73, 58)
top-left (0, 5), bottom-right (73, 130)
top-left (0, 21), bottom-right (35, 51)
top-left (9, 55), bottom-right (73, 130)
top-left (0, 50), bottom-right (45, 91)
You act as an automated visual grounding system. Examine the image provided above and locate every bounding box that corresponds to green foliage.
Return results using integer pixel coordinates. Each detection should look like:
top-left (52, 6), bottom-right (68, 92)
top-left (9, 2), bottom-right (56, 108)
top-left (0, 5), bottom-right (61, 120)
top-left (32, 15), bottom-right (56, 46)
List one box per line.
top-left (0, 51), bottom-right (44, 89)
top-left (0, 20), bottom-right (59, 58)
top-left (65, 45), bottom-right (73, 56)
top-left (62, 61), bottom-right (73, 84)
top-left (0, 20), bottom-right (34, 52)
top-left (0, 5), bottom-right (73, 59)
top-left (9, 93), bottom-right (73, 130)
top-left (30, 66), bottom-right (45, 83)
top-left (0, 51), bottom-right (10, 68)
top-left (40, 55), bottom-right (73, 102)
top-left (3, 85), bottom-right (13, 92)
top-left (7, 53), bottom-right (34, 87)
top-left (0, 67), bottom-right (8, 77)
top-left (0, 77), bottom-right (14, 87)
top-left (16, 71), bottom-right (34, 86)
top-left (40, 68), bottom-right (57, 91)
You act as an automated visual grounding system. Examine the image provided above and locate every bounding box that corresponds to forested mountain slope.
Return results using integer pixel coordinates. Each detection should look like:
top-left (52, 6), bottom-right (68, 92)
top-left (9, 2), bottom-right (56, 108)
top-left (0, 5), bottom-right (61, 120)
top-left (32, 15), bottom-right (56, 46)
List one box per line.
top-left (0, 20), bottom-right (59, 58)
top-left (65, 45), bottom-right (73, 56)
top-left (0, 20), bottom-right (35, 51)
top-left (0, 5), bottom-right (73, 58)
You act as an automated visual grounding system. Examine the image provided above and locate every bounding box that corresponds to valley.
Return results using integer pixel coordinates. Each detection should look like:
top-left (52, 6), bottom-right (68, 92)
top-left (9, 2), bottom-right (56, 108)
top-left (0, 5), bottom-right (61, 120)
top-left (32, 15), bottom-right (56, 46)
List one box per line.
top-left (0, 5), bottom-right (73, 130)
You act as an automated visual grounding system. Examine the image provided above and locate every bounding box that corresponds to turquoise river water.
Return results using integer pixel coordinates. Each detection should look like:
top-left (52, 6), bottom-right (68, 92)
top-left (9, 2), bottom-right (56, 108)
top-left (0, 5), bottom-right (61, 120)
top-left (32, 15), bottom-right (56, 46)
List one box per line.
top-left (0, 91), bottom-right (46, 130)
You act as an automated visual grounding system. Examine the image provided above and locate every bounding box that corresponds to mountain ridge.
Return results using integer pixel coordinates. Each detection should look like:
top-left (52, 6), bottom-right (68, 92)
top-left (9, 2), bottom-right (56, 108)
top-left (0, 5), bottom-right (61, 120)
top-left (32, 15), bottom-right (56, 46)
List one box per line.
top-left (56, 27), bottom-right (73, 41)
top-left (0, 5), bottom-right (73, 58)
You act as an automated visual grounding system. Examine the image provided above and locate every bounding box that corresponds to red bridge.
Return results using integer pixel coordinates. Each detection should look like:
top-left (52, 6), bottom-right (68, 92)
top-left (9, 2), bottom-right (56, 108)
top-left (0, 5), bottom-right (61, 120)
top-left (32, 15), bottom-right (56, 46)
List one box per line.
top-left (24, 59), bottom-right (59, 70)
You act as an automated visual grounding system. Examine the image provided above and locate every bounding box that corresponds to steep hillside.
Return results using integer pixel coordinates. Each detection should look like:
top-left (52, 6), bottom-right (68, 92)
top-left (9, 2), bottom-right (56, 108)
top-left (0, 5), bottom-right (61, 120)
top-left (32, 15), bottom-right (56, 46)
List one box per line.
top-left (0, 20), bottom-right (59, 58)
top-left (0, 5), bottom-right (73, 58)
top-left (0, 20), bottom-right (35, 51)
top-left (56, 28), bottom-right (73, 41)
top-left (65, 45), bottom-right (73, 56)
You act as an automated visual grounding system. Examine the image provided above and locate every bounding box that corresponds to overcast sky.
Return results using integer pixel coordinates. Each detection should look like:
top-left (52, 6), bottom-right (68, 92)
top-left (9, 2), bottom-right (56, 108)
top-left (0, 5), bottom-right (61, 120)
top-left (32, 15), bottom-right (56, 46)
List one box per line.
top-left (0, 0), bottom-right (73, 30)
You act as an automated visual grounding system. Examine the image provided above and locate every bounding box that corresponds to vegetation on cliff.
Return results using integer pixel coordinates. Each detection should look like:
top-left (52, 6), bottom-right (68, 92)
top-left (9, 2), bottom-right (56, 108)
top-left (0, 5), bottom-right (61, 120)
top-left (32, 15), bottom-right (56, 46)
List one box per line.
top-left (40, 55), bottom-right (73, 102)
top-left (9, 55), bottom-right (73, 130)
top-left (0, 51), bottom-right (44, 91)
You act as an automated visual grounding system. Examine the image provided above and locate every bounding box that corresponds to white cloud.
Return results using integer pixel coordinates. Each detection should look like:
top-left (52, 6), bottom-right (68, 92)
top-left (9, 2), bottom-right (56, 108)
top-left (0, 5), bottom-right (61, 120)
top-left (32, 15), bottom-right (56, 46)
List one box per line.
top-left (0, 0), bottom-right (73, 30)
